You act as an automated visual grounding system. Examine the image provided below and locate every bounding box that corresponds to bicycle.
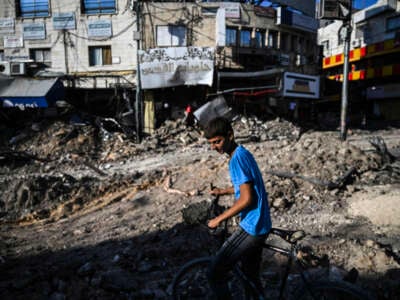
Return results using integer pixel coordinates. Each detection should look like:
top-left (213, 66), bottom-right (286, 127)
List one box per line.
top-left (171, 197), bottom-right (374, 300)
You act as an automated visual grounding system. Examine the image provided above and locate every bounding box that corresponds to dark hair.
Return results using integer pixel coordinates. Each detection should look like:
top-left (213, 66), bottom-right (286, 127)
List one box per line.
top-left (204, 117), bottom-right (233, 139)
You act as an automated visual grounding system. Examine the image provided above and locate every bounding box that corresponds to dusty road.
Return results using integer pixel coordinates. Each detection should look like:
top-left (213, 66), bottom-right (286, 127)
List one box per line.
top-left (1, 118), bottom-right (400, 299)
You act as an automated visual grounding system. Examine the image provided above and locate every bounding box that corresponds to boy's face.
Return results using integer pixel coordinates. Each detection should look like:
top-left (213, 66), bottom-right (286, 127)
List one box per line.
top-left (207, 134), bottom-right (232, 155)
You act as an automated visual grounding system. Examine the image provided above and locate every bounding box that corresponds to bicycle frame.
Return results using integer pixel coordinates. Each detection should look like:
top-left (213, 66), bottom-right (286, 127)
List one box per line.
top-left (234, 239), bottom-right (318, 300)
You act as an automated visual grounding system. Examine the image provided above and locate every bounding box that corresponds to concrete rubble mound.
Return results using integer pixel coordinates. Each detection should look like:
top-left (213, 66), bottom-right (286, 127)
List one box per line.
top-left (0, 115), bottom-right (400, 299)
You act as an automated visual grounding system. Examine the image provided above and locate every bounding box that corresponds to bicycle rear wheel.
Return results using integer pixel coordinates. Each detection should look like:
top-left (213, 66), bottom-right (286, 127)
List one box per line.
top-left (171, 256), bottom-right (247, 300)
top-left (294, 279), bottom-right (374, 300)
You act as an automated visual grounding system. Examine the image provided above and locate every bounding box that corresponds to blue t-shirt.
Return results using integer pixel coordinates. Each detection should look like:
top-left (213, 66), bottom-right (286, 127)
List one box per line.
top-left (229, 145), bottom-right (272, 236)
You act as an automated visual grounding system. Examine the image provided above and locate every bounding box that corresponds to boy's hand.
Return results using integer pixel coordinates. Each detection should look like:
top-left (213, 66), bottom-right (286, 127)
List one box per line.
top-left (209, 188), bottom-right (222, 196)
top-left (208, 217), bottom-right (221, 229)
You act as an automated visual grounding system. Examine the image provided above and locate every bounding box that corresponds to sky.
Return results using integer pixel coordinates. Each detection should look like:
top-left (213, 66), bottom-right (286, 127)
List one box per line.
top-left (353, 0), bottom-right (378, 9)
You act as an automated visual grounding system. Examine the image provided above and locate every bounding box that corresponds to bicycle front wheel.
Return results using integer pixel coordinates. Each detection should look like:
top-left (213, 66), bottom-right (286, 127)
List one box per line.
top-left (171, 256), bottom-right (247, 300)
top-left (294, 279), bottom-right (374, 300)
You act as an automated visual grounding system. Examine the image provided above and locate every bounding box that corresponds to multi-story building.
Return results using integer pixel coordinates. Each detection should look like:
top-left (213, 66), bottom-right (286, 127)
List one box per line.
top-left (318, 0), bottom-right (400, 123)
top-left (0, 1), bottom-right (320, 132)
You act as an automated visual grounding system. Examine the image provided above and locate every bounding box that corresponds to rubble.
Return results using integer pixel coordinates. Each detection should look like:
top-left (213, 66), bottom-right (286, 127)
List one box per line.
top-left (0, 114), bottom-right (400, 299)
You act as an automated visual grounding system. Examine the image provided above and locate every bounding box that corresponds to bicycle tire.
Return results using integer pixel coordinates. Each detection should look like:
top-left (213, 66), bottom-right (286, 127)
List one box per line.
top-left (293, 279), bottom-right (375, 300)
top-left (171, 256), bottom-right (247, 300)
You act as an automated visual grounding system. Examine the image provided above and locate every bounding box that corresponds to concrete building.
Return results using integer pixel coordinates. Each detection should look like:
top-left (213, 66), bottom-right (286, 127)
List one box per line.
top-left (318, 0), bottom-right (400, 123)
top-left (0, 1), bottom-right (320, 132)
top-left (0, 0), bottom-right (137, 86)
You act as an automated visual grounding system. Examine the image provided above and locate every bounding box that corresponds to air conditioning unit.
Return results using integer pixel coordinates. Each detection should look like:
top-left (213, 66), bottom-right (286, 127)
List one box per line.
top-left (352, 39), bottom-right (361, 48)
top-left (10, 62), bottom-right (26, 75)
top-left (0, 61), bottom-right (11, 75)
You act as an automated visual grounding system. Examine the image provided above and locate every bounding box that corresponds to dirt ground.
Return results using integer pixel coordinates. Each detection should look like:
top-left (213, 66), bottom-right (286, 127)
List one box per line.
top-left (0, 114), bottom-right (400, 299)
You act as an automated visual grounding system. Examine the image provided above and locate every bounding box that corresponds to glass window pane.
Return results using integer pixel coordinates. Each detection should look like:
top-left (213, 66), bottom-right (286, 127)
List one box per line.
top-left (255, 31), bottom-right (265, 48)
top-left (20, 0), bottom-right (49, 17)
top-left (240, 30), bottom-right (251, 47)
top-left (103, 46), bottom-right (112, 65)
top-left (172, 26), bottom-right (186, 46)
top-left (226, 28), bottom-right (237, 46)
top-left (89, 47), bottom-right (102, 66)
top-left (157, 26), bottom-right (171, 46)
top-left (83, 0), bottom-right (116, 14)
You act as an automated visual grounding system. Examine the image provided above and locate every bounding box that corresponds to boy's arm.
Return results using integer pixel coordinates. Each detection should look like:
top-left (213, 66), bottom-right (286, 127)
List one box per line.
top-left (208, 182), bottom-right (253, 229)
top-left (210, 186), bottom-right (234, 196)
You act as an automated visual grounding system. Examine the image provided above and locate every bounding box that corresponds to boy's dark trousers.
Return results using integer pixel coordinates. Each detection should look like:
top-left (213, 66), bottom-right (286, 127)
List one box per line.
top-left (208, 227), bottom-right (266, 300)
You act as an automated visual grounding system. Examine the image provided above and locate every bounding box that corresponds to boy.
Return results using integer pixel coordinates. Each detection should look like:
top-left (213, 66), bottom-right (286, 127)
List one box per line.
top-left (204, 117), bottom-right (272, 299)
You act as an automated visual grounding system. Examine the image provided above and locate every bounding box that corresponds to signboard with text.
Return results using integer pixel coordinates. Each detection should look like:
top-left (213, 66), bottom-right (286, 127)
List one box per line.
top-left (138, 47), bottom-right (214, 89)
top-left (23, 23), bottom-right (46, 40)
top-left (283, 72), bottom-right (320, 99)
top-left (0, 18), bottom-right (14, 33)
top-left (4, 36), bottom-right (23, 48)
top-left (88, 20), bottom-right (112, 37)
top-left (53, 12), bottom-right (76, 30)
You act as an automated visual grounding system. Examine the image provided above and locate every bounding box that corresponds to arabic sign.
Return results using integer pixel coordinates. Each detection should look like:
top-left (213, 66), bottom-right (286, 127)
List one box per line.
top-left (4, 36), bottom-right (23, 48)
top-left (88, 20), bottom-right (112, 37)
top-left (53, 12), bottom-right (76, 30)
top-left (23, 23), bottom-right (46, 40)
top-left (282, 72), bottom-right (320, 99)
top-left (220, 2), bottom-right (240, 19)
top-left (0, 18), bottom-right (14, 33)
top-left (138, 47), bottom-right (214, 89)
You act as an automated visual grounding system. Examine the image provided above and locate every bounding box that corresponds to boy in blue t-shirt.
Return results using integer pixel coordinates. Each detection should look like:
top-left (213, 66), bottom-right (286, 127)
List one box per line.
top-left (204, 117), bottom-right (272, 299)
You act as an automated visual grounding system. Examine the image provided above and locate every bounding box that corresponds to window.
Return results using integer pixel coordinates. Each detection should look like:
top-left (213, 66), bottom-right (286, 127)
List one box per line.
top-left (298, 37), bottom-right (304, 53)
top-left (89, 46), bottom-right (112, 66)
top-left (387, 15), bottom-right (400, 31)
top-left (240, 28), bottom-right (251, 47)
top-left (16, 0), bottom-right (49, 17)
top-left (30, 48), bottom-right (51, 66)
top-left (290, 35), bottom-right (297, 51)
top-left (156, 25), bottom-right (186, 47)
top-left (0, 50), bottom-right (4, 61)
top-left (254, 30), bottom-right (265, 48)
top-left (226, 27), bottom-right (237, 46)
top-left (268, 30), bottom-right (277, 49)
top-left (81, 0), bottom-right (116, 14)
top-left (280, 33), bottom-right (288, 51)
top-left (338, 31), bottom-right (344, 45)
top-left (321, 40), bottom-right (330, 56)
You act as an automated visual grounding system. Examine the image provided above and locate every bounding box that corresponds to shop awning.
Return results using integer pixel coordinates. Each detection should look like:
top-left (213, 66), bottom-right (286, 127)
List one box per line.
top-left (0, 77), bottom-right (65, 108)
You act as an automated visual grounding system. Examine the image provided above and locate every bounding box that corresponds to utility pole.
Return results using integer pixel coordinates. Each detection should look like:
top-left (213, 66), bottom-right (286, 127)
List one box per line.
top-left (135, 0), bottom-right (141, 143)
top-left (340, 1), bottom-right (352, 141)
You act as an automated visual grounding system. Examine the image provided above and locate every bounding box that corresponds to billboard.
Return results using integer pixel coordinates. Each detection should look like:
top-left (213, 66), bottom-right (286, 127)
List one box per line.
top-left (138, 47), bottom-right (214, 89)
top-left (269, 0), bottom-right (315, 17)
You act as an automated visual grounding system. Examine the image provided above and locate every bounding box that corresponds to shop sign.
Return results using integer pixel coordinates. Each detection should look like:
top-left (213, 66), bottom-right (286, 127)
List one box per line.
top-left (0, 18), bottom-right (14, 33)
top-left (4, 36), bottom-right (23, 48)
top-left (138, 47), bottom-right (215, 89)
top-left (88, 20), bottom-right (112, 38)
top-left (220, 2), bottom-right (240, 19)
top-left (282, 72), bottom-right (320, 99)
top-left (23, 23), bottom-right (46, 40)
top-left (53, 12), bottom-right (76, 30)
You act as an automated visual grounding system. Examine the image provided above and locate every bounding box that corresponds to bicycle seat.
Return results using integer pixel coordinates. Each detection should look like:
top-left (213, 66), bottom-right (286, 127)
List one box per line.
top-left (270, 228), bottom-right (306, 244)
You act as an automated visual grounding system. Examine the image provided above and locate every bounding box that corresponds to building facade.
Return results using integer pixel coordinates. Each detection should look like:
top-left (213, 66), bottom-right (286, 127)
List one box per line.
top-left (0, 0), bottom-right (138, 87)
top-left (318, 0), bottom-right (400, 122)
top-left (0, 1), bottom-right (320, 131)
